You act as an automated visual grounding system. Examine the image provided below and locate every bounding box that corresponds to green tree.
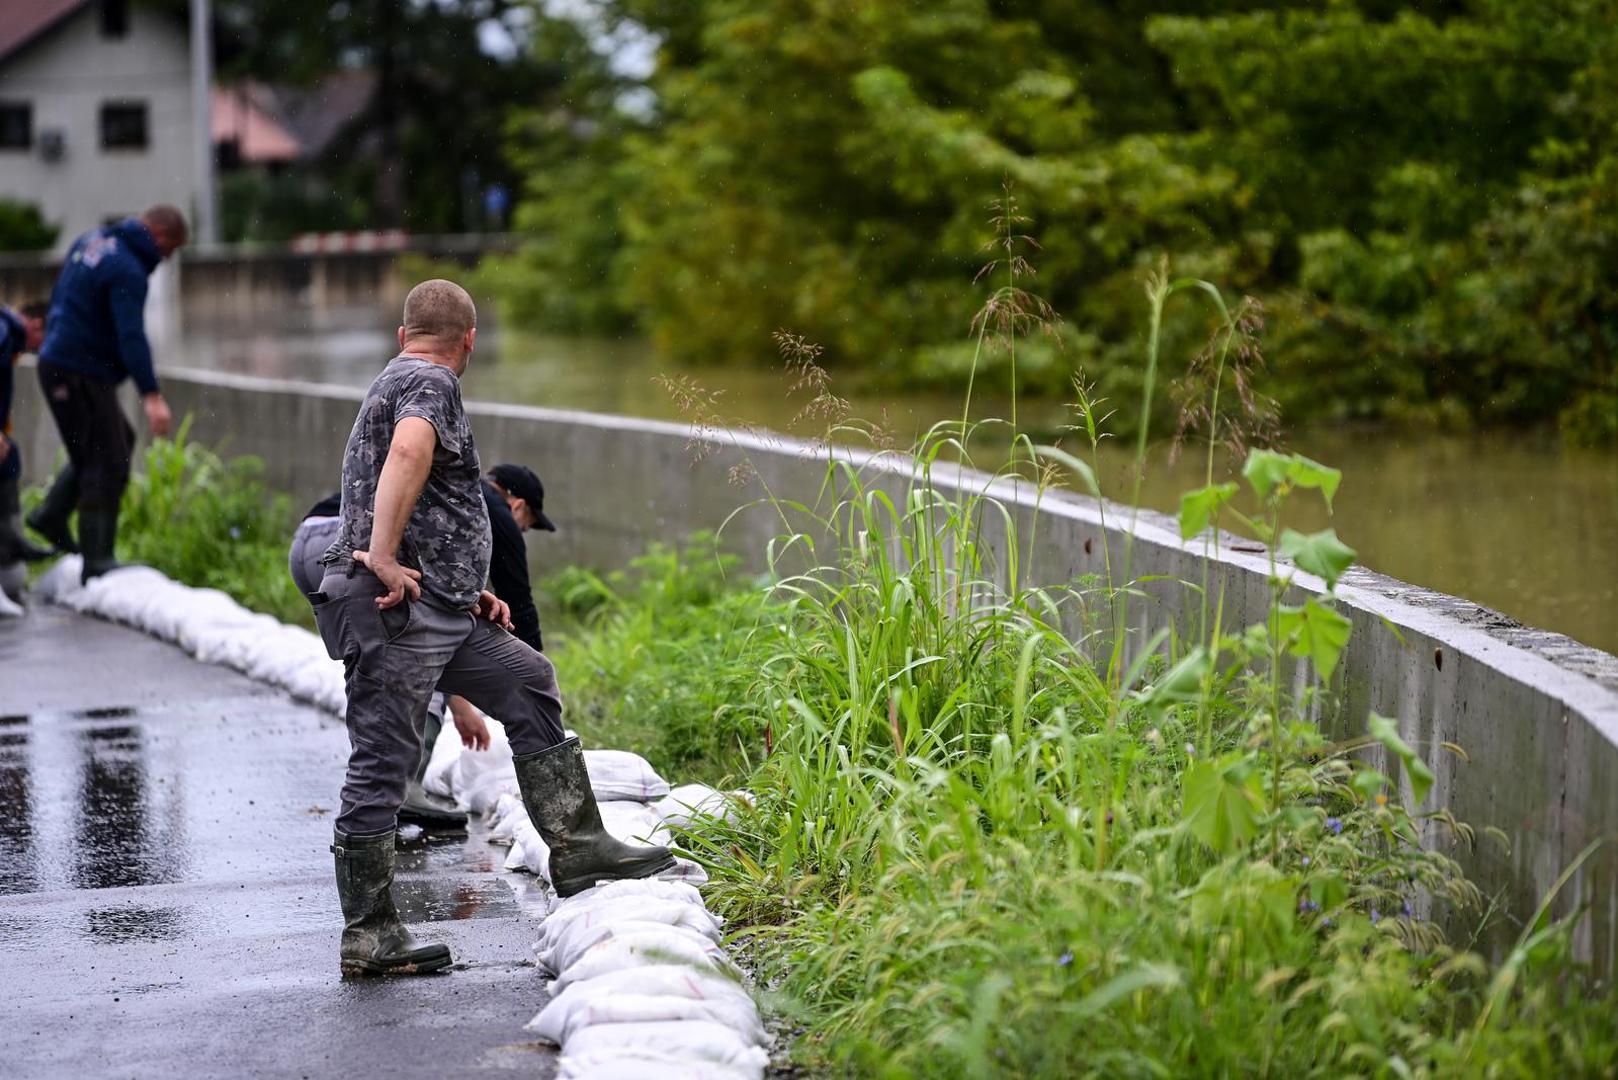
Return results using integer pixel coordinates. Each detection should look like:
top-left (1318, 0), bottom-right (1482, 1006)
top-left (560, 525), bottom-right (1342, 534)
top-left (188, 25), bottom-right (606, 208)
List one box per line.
top-left (499, 0), bottom-right (1618, 440)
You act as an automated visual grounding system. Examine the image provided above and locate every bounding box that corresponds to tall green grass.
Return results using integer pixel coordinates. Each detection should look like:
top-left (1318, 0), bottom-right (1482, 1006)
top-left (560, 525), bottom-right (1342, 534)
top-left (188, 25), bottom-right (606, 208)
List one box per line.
top-left (117, 419), bottom-right (308, 625)
top-left (545, 203), bottom-right (1618, 1073)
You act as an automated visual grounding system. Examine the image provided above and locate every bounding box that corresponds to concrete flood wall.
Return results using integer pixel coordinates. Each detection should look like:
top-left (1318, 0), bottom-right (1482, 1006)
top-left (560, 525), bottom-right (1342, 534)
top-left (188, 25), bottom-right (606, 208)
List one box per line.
top-left (0, 234), bottom-right (516, 326)
top-left (12, 365), bottom-right (1618, 972)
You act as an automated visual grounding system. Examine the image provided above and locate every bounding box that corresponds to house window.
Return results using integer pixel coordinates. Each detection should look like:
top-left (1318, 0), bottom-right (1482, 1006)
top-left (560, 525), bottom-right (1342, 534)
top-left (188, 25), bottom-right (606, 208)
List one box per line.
top-left (0, 102), bottom-right (31, 150)
top-left (100, 102), bottom-right (148, 150)
top-left (100, 0), bottom-right (129, 39)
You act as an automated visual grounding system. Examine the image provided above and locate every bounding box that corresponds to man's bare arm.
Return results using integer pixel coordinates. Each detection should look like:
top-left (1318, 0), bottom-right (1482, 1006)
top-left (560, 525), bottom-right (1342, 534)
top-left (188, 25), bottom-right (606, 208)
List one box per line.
top-left (361, 416), bottom-right (436, 609)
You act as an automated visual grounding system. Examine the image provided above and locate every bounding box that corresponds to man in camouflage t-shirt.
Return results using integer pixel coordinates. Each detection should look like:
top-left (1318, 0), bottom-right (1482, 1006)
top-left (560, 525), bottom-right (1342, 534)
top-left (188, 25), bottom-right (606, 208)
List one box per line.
top-left (311, 280), bottom-right (671, 978)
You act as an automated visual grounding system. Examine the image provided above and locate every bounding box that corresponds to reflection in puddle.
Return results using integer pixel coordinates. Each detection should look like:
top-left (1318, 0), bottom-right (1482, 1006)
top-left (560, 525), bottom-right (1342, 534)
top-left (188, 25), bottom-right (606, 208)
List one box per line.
top-left (79, 707), bottom-right (136, 720)
top-left (73, 724), bottom-right (188, 890)
top-left (393, 876), bottom-right (517, 923)
top-left (0, 728), bottom-right (35, 893)
top-left (83, 905), bottom-right (188, 944)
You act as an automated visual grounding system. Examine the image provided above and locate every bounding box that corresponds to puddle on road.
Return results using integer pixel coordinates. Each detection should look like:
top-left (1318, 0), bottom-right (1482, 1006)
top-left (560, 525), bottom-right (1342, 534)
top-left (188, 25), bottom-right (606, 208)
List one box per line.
top-left (393, 876), bottom-right (519, 923)
top-left (83, 905), bottom-right (190, 944)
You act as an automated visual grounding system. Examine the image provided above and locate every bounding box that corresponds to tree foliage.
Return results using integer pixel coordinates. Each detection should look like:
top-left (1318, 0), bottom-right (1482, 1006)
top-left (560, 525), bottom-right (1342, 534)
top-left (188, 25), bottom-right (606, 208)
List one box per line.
top-left (196, 0), bottom-right (560, 234)
top-left (499, 0), bottom-right (1616, 439)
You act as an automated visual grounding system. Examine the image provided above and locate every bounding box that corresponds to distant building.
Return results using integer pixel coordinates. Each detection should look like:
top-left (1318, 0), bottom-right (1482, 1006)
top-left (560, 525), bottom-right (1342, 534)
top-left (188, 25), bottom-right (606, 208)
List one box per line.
top-left (0, 0), bottom-right (208, 251)
top-left (213, 73), bottom-right (377, 171)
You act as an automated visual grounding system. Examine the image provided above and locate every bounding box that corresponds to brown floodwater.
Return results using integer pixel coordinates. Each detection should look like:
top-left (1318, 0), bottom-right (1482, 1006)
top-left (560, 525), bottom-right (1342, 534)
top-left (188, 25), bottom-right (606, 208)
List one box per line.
top-left (173, 317), bottom-right (1618, 655)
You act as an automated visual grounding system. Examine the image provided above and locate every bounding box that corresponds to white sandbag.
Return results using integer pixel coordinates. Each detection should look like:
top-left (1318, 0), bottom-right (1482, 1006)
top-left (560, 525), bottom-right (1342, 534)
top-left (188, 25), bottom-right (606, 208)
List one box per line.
top-left (464, 768), bottom-right (519, 815)
top-left (547, 963), bottom-right (753, 1008)
top-left (508, 819), bottom-right (552, 878)
top-left (584, 749), bottom-right (670, 802)
top-left (653, 784), bottom-right (732, 829)
top-left (486, 792), bottom-right (526, 844)
top-left (530, 990), bottom-right (767, 1048)
top-left (536, 919), bottom-right (722, 976)
top-left (598, 801), bottom-right (661, 844)
top-left (0, 584), bottom-right (22, 618)
top-left (539, 895), bottom-right (724, 952)
top-left (560, 1022), bottom-right (768, 1077)
top-left (555, 1051), bottom-right (740, 1080)
top-left (660, 857), bottom-right (710, 887)
top-left (448, 719), bottom-right (515, 812)
top-left (33, 556), bottom-right (83, 602)
top-left (549, 877), bottom-right (707, 916)
top-left (422, 718), bottom-right (466, 799)
top-left (551, 929), bottom-right (735, 995)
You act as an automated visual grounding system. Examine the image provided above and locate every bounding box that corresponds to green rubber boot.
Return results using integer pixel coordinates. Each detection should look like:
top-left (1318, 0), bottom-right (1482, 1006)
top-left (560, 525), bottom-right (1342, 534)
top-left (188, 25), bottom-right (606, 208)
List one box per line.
top-left (78, 503), bottom-right (136, 583)
top-left (331, 826), bottom-right (452, 977)
top-left (514, 736), bottom-right (676, 898)
top-left (397, 707), bottom-right (468, 832)
top-left (0, 477), bottom-right (53, 562)
top-left (24, 467), bottom-right (78, 555)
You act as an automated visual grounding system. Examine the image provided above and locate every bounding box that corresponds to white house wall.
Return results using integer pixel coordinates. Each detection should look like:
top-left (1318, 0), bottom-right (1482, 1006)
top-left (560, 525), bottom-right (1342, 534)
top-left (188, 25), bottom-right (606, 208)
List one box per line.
top-left (0, 5), bottom-right (198, 251)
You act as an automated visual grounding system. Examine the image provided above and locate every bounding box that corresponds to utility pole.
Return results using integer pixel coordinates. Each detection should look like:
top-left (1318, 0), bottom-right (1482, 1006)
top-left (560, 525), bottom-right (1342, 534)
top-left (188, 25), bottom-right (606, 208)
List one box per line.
top-left (190, 0), bottom-right (217, 245)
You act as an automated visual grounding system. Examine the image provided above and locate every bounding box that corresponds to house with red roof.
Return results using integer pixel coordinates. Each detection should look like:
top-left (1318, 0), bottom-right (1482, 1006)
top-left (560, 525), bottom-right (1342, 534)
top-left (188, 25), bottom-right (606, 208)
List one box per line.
top-left (0, 0), bottom-right (212, 251)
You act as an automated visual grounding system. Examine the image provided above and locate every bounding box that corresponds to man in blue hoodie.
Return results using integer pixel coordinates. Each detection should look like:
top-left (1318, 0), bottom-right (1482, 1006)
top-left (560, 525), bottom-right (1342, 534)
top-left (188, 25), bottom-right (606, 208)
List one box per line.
top-left (27, 205), bottom-right (187, 580)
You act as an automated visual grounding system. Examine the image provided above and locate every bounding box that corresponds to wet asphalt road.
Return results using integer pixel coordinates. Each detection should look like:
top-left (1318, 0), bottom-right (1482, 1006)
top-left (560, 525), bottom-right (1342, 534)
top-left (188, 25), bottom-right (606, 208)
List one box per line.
top-left (0, 605), bottom-right (559, 1080)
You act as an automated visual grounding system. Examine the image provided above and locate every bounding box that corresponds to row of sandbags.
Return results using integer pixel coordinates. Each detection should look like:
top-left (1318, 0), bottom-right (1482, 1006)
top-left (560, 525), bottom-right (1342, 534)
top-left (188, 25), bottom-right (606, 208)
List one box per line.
top-left (35, 557), bottom-right (349, 713)
top-left (425, 722), bottom-right (766, 1078)
top-left (42, 557), bottom-right (769, 1077)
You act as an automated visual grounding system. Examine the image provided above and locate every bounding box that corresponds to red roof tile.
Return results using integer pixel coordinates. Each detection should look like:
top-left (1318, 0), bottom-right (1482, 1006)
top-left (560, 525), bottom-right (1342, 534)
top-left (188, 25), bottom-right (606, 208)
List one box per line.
top-left (0, 0), bottom-right (91, 65)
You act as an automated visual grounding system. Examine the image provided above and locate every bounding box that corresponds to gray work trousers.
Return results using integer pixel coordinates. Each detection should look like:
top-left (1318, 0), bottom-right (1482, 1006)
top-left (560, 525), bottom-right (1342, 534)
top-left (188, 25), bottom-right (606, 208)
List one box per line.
top-left (291, 519), bottom-right (449, 784)
top-left (312, 564), bottom-right (567, 834)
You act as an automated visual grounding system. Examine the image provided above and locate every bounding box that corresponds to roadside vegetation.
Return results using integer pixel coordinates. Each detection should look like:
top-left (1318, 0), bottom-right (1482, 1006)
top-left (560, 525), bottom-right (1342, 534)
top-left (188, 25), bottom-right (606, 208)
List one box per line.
top-left (71, 191), bottom-right (1618, 1074)
top-left (105, 420), bottom-right (308, 626)
top-left (542, 201), bottom-right (1618, 1075)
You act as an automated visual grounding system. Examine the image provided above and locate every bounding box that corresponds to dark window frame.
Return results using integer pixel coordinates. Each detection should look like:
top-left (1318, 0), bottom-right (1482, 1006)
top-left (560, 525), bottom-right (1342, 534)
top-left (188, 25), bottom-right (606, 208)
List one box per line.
top-left (0, 101), bottom-right (31, 151)
top-left (99, 0), bottom-right (130, 39)
top-left (99, 100), bottom-right (148, 151)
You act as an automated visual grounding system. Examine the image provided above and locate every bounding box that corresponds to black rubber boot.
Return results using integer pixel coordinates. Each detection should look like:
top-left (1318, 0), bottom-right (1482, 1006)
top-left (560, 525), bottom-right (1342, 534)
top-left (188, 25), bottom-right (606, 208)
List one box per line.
top-left (78, 503), bottom-right (135, 583)
top-left (0, 477), bottom-right (52, 562)
top-left (331, 826), bottom-right (453, 977)
top-left (514, 736), bottom-right (676, 897)
top-left (24, 468), bottom-right (78, 555)
top-left (397, 781), bottom-right (469, 832)
top-left (397, 707), bottom-right (468, 832)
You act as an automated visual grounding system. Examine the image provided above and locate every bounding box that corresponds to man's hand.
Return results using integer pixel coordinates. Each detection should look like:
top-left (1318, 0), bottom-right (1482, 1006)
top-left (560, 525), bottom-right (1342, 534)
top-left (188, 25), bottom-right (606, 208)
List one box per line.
top-left (448, 696), bottom-right (491, 751)
top-left (142, 393), bottom-right (173, 438)
top-left (353, 549), bottom-right (421, 610)
top-left (472, 589), bottom-right (513, 630)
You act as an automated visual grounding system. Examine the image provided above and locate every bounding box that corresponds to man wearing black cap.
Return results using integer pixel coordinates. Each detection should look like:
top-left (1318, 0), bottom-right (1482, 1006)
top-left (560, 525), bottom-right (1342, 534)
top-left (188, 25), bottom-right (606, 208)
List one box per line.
top-left (287, 462), bottom-right (555, 832)
top-left (482, 463), bottom-right (555, 653)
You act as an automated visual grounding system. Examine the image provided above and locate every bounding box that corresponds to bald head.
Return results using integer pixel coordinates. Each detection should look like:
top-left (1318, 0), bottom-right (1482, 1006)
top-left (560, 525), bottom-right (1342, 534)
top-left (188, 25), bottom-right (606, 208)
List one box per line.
top-left (399, 279), bottom-right (479, 372)
top-left (139, 204), bottom-right (188, 258)
top-left (403, 279), bottom-right (477, 343)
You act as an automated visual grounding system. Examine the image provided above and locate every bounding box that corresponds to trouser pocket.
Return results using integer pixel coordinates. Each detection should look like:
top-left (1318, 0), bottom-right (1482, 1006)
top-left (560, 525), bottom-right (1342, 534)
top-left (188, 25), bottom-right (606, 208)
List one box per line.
top-left (310, 591), bottom-right (351, 661)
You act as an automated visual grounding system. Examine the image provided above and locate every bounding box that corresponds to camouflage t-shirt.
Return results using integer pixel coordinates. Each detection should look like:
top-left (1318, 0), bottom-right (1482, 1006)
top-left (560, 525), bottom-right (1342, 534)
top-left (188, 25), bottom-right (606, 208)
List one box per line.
top-left (324, 356), bottom-right (492, 608)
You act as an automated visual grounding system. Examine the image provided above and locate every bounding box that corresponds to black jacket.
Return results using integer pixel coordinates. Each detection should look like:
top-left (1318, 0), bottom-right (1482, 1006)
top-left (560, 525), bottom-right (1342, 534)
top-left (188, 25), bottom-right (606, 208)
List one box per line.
top-left (482, 480), bottom-right (543, 651)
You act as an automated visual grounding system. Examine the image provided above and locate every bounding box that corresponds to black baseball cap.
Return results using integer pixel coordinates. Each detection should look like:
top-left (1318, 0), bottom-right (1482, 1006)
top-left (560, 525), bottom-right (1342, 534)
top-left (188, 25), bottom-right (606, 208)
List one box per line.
top-left (488, 463), bottom-right (557, 531)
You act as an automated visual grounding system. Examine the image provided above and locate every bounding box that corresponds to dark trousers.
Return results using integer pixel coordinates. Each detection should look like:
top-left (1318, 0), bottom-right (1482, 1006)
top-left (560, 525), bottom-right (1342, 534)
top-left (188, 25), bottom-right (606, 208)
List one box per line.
top-left (312, 565), bottom-right (567, 834)
top-left (37, 364), bottom-right (135, 509)
top-left (293, 521), bottom-right (448, 785)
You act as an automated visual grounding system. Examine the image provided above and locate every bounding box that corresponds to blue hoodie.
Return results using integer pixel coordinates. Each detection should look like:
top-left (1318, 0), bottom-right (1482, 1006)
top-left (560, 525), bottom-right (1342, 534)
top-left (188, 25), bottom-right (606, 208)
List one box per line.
top-left (38, 218), bottom-right (162, 394)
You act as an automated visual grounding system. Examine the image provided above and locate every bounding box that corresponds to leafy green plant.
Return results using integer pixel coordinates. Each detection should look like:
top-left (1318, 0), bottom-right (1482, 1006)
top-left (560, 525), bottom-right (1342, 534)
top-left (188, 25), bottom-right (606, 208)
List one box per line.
top-left (116, 418), bottom-right (307, 625)
top-left (539, 198), bottom-right (1618, 1074)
